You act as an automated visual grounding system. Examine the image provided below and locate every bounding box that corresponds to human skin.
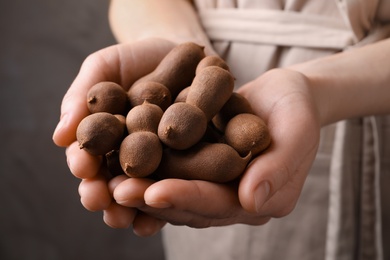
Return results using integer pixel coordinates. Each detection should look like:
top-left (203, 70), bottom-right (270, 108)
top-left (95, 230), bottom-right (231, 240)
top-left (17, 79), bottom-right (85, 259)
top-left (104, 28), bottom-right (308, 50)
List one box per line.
top-left (53, 0), bottom-right (390, 236)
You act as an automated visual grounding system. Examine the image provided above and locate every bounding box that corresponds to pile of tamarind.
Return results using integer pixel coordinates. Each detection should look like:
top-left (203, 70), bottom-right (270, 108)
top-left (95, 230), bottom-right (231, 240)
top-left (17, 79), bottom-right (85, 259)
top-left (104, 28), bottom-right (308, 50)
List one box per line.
top-left (76, 42), bottom-right (271, 183)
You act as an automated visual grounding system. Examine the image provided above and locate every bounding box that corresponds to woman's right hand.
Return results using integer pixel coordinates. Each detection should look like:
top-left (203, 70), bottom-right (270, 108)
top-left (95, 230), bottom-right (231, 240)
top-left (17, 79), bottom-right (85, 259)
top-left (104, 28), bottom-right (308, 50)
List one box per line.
top-left (52, 38), bottom-right (176, 235)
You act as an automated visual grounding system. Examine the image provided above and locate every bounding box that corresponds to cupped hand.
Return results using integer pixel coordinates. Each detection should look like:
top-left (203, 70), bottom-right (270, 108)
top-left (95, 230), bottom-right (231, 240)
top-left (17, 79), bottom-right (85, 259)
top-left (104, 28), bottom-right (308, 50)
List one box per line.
top-left (237, 69), bottom-right (321, 215)
top-left (53, 38), bottom-right (175, 147)
top-left (52, 38), bottom-right (176, 230)
top-left (114, 178), bottom-right (271, 230)
top-left (113, 68), bottom-right (322, 231)
top-left (54, 38), bottom-right (322, 235)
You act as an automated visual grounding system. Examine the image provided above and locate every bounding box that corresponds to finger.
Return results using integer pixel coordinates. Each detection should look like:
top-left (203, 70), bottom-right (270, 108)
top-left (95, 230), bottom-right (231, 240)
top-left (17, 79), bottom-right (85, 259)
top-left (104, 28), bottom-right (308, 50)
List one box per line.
top-left (132, 211), bottom-right (166, 237)
top-left (66, 141), bottom-right (102, 179)
top-left (103, 201), bottom-right (137, 229)
top-left (52, 39), bottom-right (175, 147)
top-left (78, 175), bottom-right (112, 211)
top-left (107, 174), bottom-right (129, 195)
top-left (144, 179), bottom-right (239, 216)
top-left (115, 178), bottom-right (270, 227)
top-left (139, 204), bottom-right (271, 228)
top-left (113, 178), bottom-right (156, 208)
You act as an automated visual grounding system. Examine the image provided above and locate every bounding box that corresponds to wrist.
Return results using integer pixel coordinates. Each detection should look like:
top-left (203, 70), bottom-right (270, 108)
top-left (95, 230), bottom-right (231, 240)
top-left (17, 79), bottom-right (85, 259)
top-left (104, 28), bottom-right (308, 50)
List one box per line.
top-left (289, 39), bottom-right (390, 126)
top-left (301, 73), bottom-right (334, 127)
top-left (288, 63), bottom-right (351, 127)
top-left (108, 0), bottom-right (216, 55)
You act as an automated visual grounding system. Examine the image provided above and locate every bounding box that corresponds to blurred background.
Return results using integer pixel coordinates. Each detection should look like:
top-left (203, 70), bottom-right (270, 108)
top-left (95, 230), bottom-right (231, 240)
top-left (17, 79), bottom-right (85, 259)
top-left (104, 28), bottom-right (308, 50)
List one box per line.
top-left (0, 1), bottom-right (165, 259)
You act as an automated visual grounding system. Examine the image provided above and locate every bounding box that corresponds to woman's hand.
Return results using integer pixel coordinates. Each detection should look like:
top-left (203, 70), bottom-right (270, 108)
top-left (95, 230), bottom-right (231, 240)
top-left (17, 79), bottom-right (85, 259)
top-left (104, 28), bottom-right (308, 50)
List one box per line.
top-left (55, 36), bottom-right (390, 236)
top-left (111, 39), bottom-right (390, 236)
top-left (237, 69), bottom-right (321, 215)
top-left (112, 68), bottom-right (321, 233)
top-left (52, 38), bottom-right (176, 234)
top-left (53, 38), bottom-right (175, 147)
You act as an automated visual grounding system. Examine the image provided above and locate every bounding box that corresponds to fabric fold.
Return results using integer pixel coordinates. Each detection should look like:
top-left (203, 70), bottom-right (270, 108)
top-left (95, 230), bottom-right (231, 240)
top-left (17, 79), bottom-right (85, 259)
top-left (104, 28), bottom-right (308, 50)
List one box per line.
top-left (199, 8), bottom-right (354, 49)
top-left (325, 117), bottom-right (383, 260)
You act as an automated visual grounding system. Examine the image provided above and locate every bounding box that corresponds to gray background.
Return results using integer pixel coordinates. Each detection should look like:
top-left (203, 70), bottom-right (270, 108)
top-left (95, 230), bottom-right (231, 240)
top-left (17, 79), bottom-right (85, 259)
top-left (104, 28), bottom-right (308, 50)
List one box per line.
top-left (0, 1), bottom-right (165, 259)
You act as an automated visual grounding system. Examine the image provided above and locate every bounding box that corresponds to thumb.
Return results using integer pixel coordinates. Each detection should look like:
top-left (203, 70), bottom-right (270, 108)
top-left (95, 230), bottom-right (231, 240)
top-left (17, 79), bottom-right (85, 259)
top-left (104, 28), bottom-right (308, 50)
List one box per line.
top-left (52, 44), bottom-right (122, 147)
top-left (238, 117), bottom-right (319, 216)
top-left (52, 73), bottom-right (93, 147)
top-left (238, 145), bottom-right (293, 214)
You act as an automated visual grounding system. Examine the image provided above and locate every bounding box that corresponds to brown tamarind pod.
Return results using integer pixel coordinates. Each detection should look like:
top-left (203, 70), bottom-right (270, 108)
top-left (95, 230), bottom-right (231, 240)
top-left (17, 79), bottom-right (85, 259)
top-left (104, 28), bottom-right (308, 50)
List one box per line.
top-left (158, 102), bottom-right (207, 150)
top-left (76, 112), bottom-right (125, 156)
top-left (174, 86), bottom-right (190, 103)
top-left (195, 55), bottom-right (230, 75)
top-left (158, 66), bottom-right (234, 150)
top-left (186, 66), bottom-right (235, 121)
top-left (119, 131), bottom-right (162, 178)
top-left (119, 101), bottom-right (164, 178)
top-left (132, 42), bottom-right (205, 98)
top-left (156, 142), bottom-right (251, 183)
top-left (126, 101), bottom-right (163, 134)
top-left (212, 92), bottom-right (254, 132)
top-left (128, 81), bottom-right (172, 111)
top-left (87, 81), bottom-right (129, 115)
top-left (224, 113), bottom-right (271, 157)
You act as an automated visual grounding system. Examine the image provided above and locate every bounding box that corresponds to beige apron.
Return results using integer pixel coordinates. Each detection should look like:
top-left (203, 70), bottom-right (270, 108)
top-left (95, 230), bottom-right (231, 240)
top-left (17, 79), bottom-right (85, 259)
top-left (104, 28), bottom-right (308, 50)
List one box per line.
top-left (162, 1), bottom-right (390, 259)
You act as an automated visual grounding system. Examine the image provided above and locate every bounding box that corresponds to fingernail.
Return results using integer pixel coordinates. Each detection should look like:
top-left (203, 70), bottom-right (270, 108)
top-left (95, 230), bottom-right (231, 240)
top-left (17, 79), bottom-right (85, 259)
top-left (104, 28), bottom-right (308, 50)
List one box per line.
top-left (254, 181), bottom-right (270, 213)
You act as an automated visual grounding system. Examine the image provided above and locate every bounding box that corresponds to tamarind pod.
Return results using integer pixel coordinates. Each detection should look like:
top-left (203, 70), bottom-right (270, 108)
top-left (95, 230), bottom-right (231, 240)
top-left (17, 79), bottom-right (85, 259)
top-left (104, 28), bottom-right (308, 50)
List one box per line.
top-left (132, 42), bottom-right (205, 98)
top-left (156, 142), bottom-right (251, 183)
top-left (186, 66), bottom-right (235, 121)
